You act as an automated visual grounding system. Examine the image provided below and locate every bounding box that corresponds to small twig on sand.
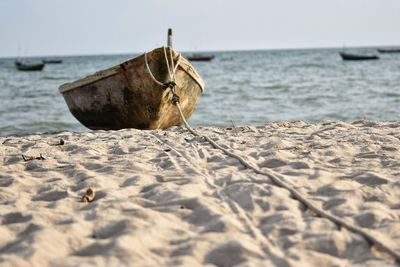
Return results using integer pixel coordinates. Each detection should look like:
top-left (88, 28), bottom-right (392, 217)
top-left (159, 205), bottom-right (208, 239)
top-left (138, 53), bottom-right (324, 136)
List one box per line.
top-left (50, 138), bottom-right (65, 146)
top-left (2, 139), bottom-right (11, 145)
top-left (57, 138), bottom-right (65, 146)
top-left (21, 154), bottom-right (45, 161)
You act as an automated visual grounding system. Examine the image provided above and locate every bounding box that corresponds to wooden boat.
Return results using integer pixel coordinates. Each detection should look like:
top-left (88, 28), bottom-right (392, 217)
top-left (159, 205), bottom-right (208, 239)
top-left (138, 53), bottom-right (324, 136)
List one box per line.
top-left (59, 47), bottom-right (204, 130)
top-left (377, 48), bottom-right (400, 53)
top-left (339, 52), bottom-right (379, 61)
top-left (187, 54), bottom-right (215, 61)
top-left (42, 59), bottom-right (63, 64)
top-left (15, 60), bottom-right (45, 71)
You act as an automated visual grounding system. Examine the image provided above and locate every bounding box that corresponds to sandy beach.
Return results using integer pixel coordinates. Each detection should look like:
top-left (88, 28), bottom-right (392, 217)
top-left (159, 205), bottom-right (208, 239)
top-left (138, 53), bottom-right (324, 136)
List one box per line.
top-left (1, 120), bottom-right (400, 266)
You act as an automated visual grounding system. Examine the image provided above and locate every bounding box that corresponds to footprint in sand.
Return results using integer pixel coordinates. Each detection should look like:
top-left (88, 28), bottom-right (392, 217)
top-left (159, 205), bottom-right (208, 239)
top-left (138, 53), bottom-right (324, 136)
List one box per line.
top-left (223, 183), bottom-right (269, 211)
top-left (74, 243), bottom-right (114, 257)
top-left (204, 241), bottom-right (247, 267)
top-left (312, 181), bottom-right (357, 197)
top-left (352, 172), bottom-right (390, 187)
top-left (62, 144), bottom-right (87, 154)
top-left (289, 161), bottom-right (310, 169)
top-left (0, 177), bottom-right (14, 187)
top-left (258, 158), bottom-right (287, 168)
top-left (3, 156), bottom-right (21, 165)
top-left (20, 142), bottom-right (37, 153)
top-left (91, 220), bottom-right (128, 239)
top-left (322, 198), bottom-right (347, 210)
top-left (32, 190), bottom-right (68, 202)
top-left (170, 244), bottom-right (193, 257)
top-left (139, 184), bottom-right (161, 194)
top-left (81, 163), bottom-right (103, 170)
top-left (0, 188), bottom-right (18, 205)
top-left (81, 163), bottom-right (114, 174)
top-left (25, 162), bottom-right (45, 171)
top-left (108, 145), bottom-right (129, 155)
top-left (201, 219), bottom-right (227, 233)
top-left (0, 224), bottom-right (42, 254)
top-left (354, 209), bottom-right (396, 228)
top-left (182, 201), bottom-right (220, 226)
top-left (120, 176), bottom-right (140, 187)
top-left (299, 232), bottom-right (369, 260)
top-left (2, 212), bottom-right (33, 224)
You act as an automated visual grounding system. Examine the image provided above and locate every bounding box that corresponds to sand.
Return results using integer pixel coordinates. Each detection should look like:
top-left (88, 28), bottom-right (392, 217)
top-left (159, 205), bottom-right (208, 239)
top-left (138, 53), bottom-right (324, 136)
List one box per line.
top-left (1, 120), bottom-right (400, 267)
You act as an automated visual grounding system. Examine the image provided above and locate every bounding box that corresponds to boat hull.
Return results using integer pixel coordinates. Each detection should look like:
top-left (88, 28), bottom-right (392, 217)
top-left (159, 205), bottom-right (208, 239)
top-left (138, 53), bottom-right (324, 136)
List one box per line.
top-left (339, 52), bottom-right (379, 61)
top-left (59, 47), bottom-right (204, 130)
top-left (15, 62), bottom-right (45, 71)
top-left (187, 55), bottom-right (215, 61)
top-left (377, 49), bottom-right (400, 53)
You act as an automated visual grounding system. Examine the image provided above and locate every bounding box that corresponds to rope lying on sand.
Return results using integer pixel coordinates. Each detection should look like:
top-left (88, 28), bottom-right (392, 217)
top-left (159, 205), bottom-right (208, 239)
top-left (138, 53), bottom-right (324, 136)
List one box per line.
top-left (144, 46), bottom-right (400, 263)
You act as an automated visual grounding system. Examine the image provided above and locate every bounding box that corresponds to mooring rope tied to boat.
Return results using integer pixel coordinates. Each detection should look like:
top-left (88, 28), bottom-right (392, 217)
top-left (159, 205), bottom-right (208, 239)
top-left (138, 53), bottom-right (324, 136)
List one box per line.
top-left (144, 46), bottom-right (181, 88)
top-left (144, 46), bottom-right (400, 263)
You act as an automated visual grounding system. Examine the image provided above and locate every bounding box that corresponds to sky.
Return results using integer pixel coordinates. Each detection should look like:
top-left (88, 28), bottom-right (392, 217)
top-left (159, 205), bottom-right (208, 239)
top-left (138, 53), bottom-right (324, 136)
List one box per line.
top-left (0, 0), bottom-right (399, 58)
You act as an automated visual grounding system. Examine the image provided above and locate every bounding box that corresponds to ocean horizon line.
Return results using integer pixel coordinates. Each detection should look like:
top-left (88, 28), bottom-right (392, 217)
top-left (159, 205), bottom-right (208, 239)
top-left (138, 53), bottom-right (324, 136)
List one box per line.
top-left (1, 44), bottom-right (399, 60)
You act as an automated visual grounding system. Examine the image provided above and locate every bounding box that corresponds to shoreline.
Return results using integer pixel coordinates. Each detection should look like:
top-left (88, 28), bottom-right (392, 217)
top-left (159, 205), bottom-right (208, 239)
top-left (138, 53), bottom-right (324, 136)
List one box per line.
top-left (1, 120), bottom-right (400, 266)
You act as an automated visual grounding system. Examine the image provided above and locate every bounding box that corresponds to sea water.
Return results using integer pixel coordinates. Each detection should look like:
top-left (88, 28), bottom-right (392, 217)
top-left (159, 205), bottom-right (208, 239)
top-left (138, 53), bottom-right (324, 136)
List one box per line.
top-left (0, 47), bottom-right (399, 136)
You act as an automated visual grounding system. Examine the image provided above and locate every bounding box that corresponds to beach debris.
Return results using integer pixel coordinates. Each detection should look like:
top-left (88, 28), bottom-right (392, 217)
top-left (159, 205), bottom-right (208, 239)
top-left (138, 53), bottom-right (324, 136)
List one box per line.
top-left (81, 188), bottom-right (96, 203)
top-left (57, 138), bottom-right (65, 146)
top-left (21, 154), bottom-right (45, 161)
top-left (49, 138), bottom-right (65, 146)
top-left (2, 138), bottom-right (12, 145)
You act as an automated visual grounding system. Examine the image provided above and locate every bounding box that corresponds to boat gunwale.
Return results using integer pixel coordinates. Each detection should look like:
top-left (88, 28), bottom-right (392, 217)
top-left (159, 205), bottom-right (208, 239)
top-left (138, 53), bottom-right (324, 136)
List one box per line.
top-left (59, 48), bottom-right (205, 94)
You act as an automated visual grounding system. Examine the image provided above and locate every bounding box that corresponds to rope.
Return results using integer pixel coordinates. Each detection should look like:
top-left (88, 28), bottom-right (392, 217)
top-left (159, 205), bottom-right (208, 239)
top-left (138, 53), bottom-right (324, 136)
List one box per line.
top-left (174, 101), bottom-right (400, 262)
top-left (144, 51), bottom-right (164, 87)
top-left (143, 46), bottom-right (400, 263)
top-left (144, 46), bottom-right (181, 88)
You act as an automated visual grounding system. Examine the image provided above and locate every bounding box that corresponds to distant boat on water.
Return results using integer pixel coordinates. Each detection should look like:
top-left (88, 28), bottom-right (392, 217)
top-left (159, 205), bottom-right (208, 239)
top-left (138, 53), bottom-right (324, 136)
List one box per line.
top-left (15, 60), bottom-right (45, 71)
top-left (187, 54), bottom-right (215, 62)
top-left (339, 52), bottom-right (379, 61)
top-left (377, 48), bottom-right (400, 53)
top-left (42, 59), bottom-right (63, 64)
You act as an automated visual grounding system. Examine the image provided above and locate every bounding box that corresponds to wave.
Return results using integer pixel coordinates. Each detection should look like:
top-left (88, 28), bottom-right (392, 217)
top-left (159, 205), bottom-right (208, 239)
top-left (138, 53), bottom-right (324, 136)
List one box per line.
top-left (383, 92), bottom-right (400, 97)
top-left (284, 63), bottom-right (334, 71)
top-left (259, 84), bottom-right (289, 90)
top-left (40, 76), bottom-right (71, 81)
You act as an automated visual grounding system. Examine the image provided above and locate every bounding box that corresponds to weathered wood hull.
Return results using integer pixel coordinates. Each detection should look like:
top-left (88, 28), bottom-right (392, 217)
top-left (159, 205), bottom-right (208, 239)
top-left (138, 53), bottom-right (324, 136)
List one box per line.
top-left (59, 47), bottom-right (204, 130)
